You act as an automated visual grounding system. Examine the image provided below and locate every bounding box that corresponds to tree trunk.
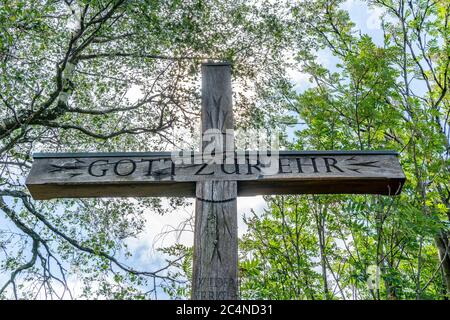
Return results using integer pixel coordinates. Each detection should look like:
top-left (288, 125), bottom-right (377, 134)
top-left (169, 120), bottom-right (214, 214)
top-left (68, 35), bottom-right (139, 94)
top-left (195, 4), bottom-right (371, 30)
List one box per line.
top-left (435, 231), bottom-right (450, 298)
top-left (315, 203), bottom-right (329, 299)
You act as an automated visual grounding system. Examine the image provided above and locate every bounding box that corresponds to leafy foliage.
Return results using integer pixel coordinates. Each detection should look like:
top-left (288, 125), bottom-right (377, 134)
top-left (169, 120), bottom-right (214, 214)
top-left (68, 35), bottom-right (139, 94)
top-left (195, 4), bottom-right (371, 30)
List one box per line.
top-left (1, 0), bottom-right (449, 300)
top-left (0, 0), bottom-right (299, 299)
top-left (238, 0), bottom-right (450, 300)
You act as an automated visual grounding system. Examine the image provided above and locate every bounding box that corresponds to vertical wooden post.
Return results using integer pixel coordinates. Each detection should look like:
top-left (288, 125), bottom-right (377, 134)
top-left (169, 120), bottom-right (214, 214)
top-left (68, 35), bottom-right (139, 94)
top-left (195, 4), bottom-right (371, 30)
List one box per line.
top-left (191, 63), bottom-right (238, 300)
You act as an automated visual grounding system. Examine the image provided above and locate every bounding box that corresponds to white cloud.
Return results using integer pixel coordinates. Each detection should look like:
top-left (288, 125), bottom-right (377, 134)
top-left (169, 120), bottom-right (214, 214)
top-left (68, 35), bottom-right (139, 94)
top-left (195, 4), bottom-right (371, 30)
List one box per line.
top-left (66, 2), bottom-right (82, 32)
top-left (237, 196), bottom-right (267, 237)
top-left (288, 69), bottom-right (312, 93)
top-left (366, 7), bottom-right (385, 30)
top-left (342, 0), bottom-right (357, 11)
top-left (125, 85), bottom-right (144, 103)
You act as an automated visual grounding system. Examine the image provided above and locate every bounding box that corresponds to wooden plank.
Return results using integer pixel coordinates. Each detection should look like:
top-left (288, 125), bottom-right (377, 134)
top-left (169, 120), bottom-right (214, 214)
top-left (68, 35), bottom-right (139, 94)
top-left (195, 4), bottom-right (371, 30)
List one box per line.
top-left (193, 180), bottom-right (238, 299)
top-left (192, 63), bottom-right (238, 300)
top-left (26, 151), bottom-right (406, 200)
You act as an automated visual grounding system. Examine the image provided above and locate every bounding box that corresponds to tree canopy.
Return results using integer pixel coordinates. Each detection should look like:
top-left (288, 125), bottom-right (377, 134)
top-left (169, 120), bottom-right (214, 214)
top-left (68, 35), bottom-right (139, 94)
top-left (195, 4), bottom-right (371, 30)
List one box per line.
top-left (0, 0), bottom-right (449, 300)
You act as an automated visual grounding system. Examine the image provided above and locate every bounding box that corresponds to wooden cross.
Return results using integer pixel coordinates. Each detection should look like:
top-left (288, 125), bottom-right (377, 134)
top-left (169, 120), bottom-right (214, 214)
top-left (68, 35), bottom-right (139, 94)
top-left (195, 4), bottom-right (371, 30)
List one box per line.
top-left (25, 62), bottom-right (406, 300)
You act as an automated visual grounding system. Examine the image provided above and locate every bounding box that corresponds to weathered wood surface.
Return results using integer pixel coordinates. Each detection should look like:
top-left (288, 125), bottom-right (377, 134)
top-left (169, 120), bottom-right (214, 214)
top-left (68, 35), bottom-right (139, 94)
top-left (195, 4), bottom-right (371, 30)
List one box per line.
top-left (192, 180), bottom-right (238, 299)
top-left (26, 151), bottom-right (406, 200)
top-left (192, 63), bottom-right (238, 300)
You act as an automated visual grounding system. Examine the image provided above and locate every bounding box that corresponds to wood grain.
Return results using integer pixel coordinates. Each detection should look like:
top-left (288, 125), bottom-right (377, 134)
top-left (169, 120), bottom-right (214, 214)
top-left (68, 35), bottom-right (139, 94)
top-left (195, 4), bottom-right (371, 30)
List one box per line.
top-left (26, 153), bottom-right (405, 199)
top-left (192, 180), bottom-right (238, 299)
top-left (191, 63), bottom-right (238, 300)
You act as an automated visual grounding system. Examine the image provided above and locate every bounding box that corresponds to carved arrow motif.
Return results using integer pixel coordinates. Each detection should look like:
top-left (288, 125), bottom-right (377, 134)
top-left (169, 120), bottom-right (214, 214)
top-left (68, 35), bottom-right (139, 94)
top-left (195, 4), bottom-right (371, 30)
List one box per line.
top-left (49, 158), bottom-right (86, 173)
top-left (343, 157), bottom-right (380, 174)
top-left (206, 95), bottom-right (229, 132)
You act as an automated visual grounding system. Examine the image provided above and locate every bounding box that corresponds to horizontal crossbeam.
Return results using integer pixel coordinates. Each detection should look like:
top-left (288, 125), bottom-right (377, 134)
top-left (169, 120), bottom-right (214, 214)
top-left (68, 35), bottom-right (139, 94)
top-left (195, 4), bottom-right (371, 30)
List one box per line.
top-left (26, 151), bottom-right (405, 200)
